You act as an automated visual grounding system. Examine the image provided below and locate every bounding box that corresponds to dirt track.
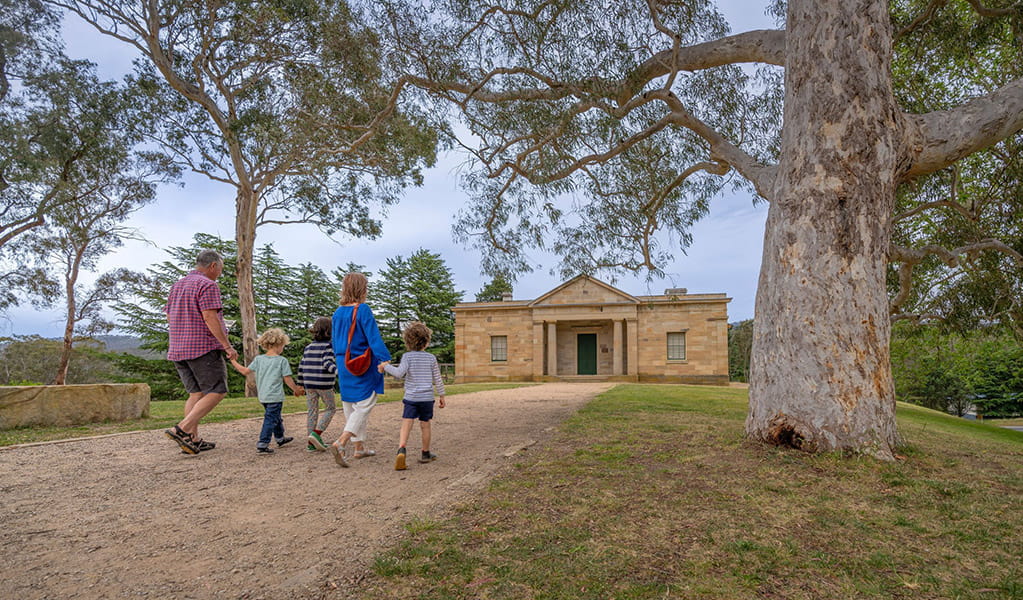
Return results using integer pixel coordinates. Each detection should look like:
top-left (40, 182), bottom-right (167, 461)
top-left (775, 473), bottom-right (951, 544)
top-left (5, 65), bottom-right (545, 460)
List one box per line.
top-left (0, 382), bottom-right (612, 599)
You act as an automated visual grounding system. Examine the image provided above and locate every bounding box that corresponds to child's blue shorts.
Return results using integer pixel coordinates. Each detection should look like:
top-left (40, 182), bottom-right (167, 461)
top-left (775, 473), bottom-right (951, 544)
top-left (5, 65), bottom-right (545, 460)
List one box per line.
top-left (402, 399), bottom-right (435, 421)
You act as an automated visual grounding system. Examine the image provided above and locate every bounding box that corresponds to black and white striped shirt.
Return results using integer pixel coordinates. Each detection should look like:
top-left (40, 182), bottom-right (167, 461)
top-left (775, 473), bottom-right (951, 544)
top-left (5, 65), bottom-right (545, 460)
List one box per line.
top-left (298, 341), bottom-right (337, 389)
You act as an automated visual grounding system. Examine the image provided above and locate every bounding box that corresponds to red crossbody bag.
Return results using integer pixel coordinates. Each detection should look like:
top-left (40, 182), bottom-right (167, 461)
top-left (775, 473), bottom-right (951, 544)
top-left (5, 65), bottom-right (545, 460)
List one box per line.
top-left (344, 304), bottom-right (373, 376)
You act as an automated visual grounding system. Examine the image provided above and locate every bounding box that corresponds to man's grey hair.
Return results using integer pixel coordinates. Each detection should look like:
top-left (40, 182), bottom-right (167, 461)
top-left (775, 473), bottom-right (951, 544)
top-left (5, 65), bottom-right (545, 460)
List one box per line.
top-left (195, 249), bottom-right (224, 268)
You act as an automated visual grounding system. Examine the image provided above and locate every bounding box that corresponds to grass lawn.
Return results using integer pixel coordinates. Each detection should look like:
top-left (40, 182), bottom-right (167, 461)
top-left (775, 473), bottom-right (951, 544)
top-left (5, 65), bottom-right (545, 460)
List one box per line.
top-left (362, 384), bottom-right (1023, 600)
top-left (989, 417), bottom-right (1023, 427)
top-left (0, 382), bottom-right (535, 447)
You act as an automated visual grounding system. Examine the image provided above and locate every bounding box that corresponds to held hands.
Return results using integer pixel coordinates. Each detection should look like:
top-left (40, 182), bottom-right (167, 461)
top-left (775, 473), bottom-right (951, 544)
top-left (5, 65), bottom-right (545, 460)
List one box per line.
top-left (295, 386), bottom-right (306, 397)
top-left (225, 346), bottom-right (239, 361)
top-left (377, 361), bottom-right (390, 373)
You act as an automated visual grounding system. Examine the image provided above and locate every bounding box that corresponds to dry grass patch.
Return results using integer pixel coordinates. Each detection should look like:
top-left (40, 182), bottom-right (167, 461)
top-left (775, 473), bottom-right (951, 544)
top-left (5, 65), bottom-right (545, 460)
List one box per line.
top-left (359, 384), bottom-right (1023, 600)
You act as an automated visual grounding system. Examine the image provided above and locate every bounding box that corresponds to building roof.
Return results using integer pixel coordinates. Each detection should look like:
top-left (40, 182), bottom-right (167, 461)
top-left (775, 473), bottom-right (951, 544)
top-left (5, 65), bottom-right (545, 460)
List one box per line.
top-left (453, 274), bottom-right (729, 311)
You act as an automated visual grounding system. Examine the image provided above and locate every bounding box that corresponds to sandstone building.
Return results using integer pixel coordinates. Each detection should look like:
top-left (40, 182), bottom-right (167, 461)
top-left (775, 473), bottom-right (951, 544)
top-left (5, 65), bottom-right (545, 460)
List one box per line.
top-left (452, 275), bottom-right (730, 384)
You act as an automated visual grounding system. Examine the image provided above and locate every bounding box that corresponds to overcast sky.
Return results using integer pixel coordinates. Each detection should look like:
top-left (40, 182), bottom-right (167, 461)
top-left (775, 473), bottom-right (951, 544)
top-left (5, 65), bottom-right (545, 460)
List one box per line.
top-left (2, 3), bottom-right (773, 339)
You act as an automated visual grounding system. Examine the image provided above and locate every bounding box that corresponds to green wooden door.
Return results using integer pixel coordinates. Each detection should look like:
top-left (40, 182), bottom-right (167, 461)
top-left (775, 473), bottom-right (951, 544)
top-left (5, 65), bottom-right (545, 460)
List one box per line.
top-left (577, 334), bottom-right (597, 375)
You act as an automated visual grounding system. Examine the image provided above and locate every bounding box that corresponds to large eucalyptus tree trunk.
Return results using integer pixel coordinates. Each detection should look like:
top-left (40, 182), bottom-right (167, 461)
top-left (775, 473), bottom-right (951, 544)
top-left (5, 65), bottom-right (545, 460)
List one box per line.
top-left (746, 0), bottom-right (905, 459)
top-left (236, 186), bottom-right (259, 397)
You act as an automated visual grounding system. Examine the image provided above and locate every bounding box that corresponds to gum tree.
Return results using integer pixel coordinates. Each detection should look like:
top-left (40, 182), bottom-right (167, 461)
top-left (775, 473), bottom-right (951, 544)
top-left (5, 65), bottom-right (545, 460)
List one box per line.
top-left (53, 0), bottom-right (443, 388)
top-left (1, 3), bottom-right (128, 312)
top-left (22, 60), bottom-right (176, 384)
top-left (387, 0), bottom-right (1023, 459)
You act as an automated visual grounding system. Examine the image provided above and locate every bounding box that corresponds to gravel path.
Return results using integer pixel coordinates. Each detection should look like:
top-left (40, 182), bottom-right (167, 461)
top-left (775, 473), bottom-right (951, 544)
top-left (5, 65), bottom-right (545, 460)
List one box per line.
top-left (0, 382), bottom-right (612, 599)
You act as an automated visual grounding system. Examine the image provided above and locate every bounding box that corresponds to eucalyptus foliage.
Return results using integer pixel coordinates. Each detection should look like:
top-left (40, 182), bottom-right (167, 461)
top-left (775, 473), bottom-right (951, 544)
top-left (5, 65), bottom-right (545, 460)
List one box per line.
top-left (888, 0), bottom-right (1023, 336)
top-left (0, 0), bottom-right (60, 101)
top-left (379, 0), bottom-right (781, 279)
top-left (2, 9), bottom-right (176, 315)
top-left (52, 0), bottom-right (447, 373)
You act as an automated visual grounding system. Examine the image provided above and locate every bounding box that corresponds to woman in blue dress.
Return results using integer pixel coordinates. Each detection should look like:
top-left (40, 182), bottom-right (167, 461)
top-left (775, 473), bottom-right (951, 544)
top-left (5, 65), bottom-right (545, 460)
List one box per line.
top-left (329, 272), bottom-right (391, 467)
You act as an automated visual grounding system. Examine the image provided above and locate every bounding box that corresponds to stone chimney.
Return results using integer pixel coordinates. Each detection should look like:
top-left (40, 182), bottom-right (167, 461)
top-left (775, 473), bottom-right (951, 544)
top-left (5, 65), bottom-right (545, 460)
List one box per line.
top-left (501, 292), bottom-right (513, 302)
top-left (664, 287), bottom-right (687, 295)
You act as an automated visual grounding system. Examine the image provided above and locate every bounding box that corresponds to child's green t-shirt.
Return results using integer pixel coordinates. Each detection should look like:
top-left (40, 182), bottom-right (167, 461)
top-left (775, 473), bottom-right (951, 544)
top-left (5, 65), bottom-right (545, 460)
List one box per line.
top-left (248, 354), bottom-right (292, 404)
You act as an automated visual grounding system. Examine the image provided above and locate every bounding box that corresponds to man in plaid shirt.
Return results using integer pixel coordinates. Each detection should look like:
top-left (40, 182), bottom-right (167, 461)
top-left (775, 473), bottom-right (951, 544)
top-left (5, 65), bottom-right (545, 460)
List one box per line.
top-left (163, 249), bottom-right (239, 455)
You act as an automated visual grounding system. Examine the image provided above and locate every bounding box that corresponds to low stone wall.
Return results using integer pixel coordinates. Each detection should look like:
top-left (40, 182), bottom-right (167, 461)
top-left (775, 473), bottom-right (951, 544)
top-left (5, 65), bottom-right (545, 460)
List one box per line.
top-left (0, 383), bottom-right (151, 429)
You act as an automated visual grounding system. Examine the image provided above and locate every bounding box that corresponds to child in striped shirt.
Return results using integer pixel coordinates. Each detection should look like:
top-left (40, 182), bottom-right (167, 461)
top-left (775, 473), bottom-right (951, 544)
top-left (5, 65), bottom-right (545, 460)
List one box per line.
top-left (299, 317), bottom-right (338, 452)
top-left (378, 321), bottom-right (446, 470)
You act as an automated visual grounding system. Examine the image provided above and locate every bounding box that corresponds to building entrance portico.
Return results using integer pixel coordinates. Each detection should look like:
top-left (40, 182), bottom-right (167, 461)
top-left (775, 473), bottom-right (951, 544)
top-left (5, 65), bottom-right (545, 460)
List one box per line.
top-left (537, 318), bottom-right (634, 378)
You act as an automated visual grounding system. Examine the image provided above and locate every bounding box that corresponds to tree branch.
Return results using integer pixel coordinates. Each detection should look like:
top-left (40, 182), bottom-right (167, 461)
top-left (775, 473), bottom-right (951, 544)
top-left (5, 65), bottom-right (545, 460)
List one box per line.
top-left (963, 0), bottom-right (1023, 18)
top-left (409, 29), bottom-right (786, 107)
top-left (656, 90), bottom-right (777, 196)
top-left (892, 198), bottom-right (976, 223)
top-left (894, 0), bottom-right (947, 40)
top-left (889, 239), bottom-right (1023, 314)
top-left (618, 29), bottom-right (786, 105)
top-left (902, 77), bottom-right (1023, 180)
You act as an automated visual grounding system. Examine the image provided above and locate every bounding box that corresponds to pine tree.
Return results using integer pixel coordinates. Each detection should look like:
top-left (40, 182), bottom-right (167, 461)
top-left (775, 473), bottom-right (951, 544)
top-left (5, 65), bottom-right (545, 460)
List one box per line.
top-left (370, 255), bottom-right (413, 359)
top-left (476, 273), bottom-right (514, 302)
top-left (406, 249), bottom-right (462, 363)
top-left (372, 250), bottom-right (462, 362)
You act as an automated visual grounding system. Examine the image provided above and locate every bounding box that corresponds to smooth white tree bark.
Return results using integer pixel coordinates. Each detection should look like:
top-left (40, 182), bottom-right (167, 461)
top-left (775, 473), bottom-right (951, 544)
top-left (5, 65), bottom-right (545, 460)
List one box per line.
top-left (746, 0), bottom-right (904, 458)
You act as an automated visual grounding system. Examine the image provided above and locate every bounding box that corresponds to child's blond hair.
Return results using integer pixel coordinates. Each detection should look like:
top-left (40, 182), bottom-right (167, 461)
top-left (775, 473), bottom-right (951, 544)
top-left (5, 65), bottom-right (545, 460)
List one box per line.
top-left (257, 327), bottom-right (290, 350)
top-left (402, 321), bottom-right (431, 352)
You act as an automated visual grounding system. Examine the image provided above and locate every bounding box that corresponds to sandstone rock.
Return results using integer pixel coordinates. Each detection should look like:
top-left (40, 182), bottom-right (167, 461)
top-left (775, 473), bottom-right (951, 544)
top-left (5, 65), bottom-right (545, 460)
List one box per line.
top-left (0, 383), bottom-right (150, 429)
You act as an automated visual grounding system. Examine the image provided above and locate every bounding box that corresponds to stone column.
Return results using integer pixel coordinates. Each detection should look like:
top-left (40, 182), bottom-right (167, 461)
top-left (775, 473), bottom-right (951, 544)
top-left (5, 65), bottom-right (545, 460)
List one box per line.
top-left (532, 321), bottom-right (545, 380)
top-left (547, 321), bottom-right (558, 377)
top-left (626, 318), bottom-right (639, 377)
top-left (612, 319), bottom-right (623, 376)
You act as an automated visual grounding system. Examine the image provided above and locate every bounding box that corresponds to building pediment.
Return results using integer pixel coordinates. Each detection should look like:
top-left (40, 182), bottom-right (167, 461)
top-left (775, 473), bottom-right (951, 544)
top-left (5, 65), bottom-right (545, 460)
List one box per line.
top-left (529, 275), bottom-right (639, 307)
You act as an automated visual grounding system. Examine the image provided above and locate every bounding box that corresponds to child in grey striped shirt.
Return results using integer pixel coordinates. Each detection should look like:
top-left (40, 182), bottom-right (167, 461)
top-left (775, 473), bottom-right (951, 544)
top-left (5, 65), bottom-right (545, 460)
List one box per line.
top-left (378, 321), bottom-right (446, 471)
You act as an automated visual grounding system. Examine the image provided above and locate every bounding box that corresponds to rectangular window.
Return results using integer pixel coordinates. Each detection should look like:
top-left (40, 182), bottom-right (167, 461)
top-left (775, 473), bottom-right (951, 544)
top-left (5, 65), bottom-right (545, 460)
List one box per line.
top-left (491, 335), bottom-right (508, 362)
top-left (667, 332), bottom-right (686, 361)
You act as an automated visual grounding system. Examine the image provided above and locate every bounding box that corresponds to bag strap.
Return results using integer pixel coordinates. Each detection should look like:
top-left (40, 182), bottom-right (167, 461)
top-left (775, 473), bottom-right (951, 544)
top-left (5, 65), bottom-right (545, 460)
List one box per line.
top-left (346, 304), bottom-right (360, 356)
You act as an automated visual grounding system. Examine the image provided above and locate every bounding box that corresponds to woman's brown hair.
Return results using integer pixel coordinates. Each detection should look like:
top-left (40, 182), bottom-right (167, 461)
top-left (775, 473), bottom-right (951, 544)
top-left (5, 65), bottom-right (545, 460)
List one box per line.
top-left (340, 272), bottom-right (368, 305)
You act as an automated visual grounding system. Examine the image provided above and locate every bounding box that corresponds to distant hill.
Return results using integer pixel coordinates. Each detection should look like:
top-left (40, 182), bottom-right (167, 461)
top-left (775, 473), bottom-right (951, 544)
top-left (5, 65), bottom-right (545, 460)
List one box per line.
top-left (95, 335), bottom-right (163, 359)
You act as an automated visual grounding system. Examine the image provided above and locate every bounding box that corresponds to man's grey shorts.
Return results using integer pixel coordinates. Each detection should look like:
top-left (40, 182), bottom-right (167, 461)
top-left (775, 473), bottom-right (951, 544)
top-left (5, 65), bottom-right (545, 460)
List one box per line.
top-left (173, 350), bottom-right (228, 395)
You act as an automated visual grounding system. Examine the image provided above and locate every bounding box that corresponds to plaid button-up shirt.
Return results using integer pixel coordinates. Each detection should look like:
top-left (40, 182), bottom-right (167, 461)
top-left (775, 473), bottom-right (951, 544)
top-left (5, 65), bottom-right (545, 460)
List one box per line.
top-left (166, 270), bottom-right (228, 361)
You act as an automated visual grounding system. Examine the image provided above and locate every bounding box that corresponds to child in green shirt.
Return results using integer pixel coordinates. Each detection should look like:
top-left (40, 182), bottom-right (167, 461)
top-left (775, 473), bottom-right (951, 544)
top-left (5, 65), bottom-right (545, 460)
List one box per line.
top-left (229, 328), bottom-right (304, 453)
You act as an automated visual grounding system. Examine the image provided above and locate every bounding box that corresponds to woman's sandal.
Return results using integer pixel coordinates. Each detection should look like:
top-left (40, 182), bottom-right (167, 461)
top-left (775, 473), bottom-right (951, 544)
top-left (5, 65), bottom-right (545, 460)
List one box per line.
top-left (330, 443), bottom-right (350, 467)
top-left (354, 449), bottom-right (376, 459)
